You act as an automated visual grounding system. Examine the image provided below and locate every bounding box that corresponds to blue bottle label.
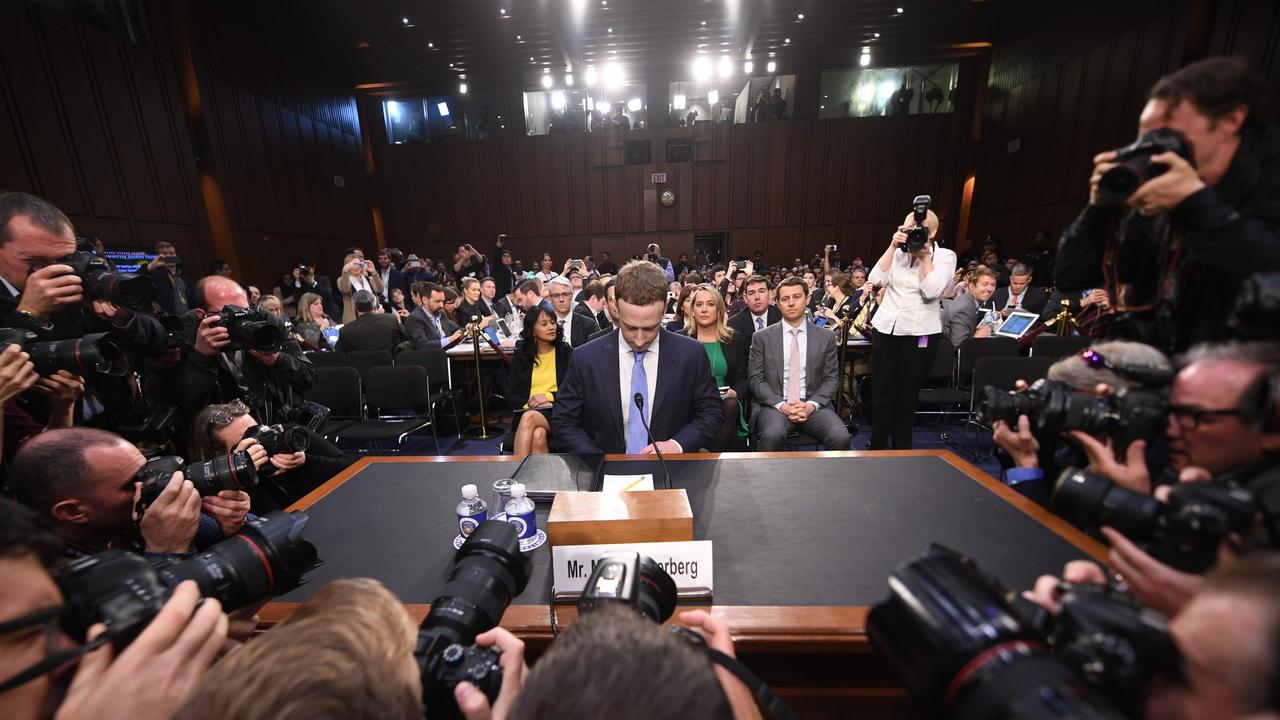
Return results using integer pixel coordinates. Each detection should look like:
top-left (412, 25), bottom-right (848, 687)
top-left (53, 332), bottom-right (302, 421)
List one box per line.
top-left (507, 510), bottom-right (536, 539)
top-left (458, 510), bottom-right (486, 537)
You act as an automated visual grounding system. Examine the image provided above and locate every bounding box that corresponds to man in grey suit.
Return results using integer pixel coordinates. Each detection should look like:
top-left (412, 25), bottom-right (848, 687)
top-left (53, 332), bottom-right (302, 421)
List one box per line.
top-left (748, 277), bottom-right (851, 451)
top-left (940, 265), bottom-right (1000, 347)
top-left (404, 281), bottom-right (463, 350)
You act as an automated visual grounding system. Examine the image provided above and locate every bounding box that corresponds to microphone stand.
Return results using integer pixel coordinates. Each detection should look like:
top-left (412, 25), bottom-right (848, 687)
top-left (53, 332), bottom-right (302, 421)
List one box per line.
top-left (463, 316), bottom-right (502, 439)
top-left (633, 393), bottom-right (671, 490)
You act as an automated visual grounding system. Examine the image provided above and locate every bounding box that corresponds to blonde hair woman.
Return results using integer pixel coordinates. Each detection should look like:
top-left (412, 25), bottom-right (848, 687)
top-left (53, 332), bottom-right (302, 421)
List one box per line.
top-left (685, 284), bottom-right (748, 451)
top-left (337, 252), bottom-right (384, 324)
top-left (292, 292), bottom-right (332, 350)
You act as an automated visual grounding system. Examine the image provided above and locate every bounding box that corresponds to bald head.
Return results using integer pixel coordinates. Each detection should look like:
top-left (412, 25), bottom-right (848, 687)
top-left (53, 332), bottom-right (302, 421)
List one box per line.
top-left (12, 429), bottom-right (137, 521)
top-left (196, 275), bottom-right (250, 312)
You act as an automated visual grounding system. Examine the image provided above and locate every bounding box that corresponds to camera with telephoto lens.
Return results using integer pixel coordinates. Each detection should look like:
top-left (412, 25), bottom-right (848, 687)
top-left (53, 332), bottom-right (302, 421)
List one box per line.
top-left (578, 551), bottom-right (678, 623)
top-left (977, 378), bottom-right (1167, 454)
top-left (0, 327), bottom-right (129, 377)
top-left (56, 510), bottom-right (317, 648)
top-left (59, 250), bottom-right (157, 311)
top-left (905, 194), bottom-right (932, 253)
top-left (416, 519), bottom-right (532, 719)
top-left (213, 304), bottom-right (284, 354)
top-left (1097, 127), bottom-right (1193, 204)
top-left (243, 423), bottom-right (309, 456)
top-left (135, 452), bottom-right (260, 510)
top-left (867, 544), bottom-right (1180, 719)
top-left (1229, 272), bottom-right (1280, 341)
top-left (1051, 467), bottom-right (1256, 574)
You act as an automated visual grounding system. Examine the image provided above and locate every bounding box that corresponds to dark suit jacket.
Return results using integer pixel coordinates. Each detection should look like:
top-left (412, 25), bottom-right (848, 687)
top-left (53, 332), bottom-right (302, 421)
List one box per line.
top-left (560, 310), bottom-right (599, 349)
top-left (148, 268), bottom-right (195, 315)
top-left (404, 306), bottom-right (460, 350)
top-left (992, 285), bottom-right (1049, 316)
top-left (552, 330), bottom-right (725, 454)
top-left (334, 313), bottom-right (408, 354)
top-left (727, 305), bottom-right (783, 341)
top-left (686, 328), bottom-right (749, 403)
top-left (747, 321), bottom-right (840, 415)
top-left (457, 298), bottom-right (491, 324)
top-left (507, 343), bottom-right (571, 410)
top-left (940, 296), bottom-right (980, 348)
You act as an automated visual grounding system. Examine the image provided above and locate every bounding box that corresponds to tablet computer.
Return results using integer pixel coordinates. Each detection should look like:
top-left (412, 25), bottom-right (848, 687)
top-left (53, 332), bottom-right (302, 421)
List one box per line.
top-left (995, 310), bottom-right (1039, 339)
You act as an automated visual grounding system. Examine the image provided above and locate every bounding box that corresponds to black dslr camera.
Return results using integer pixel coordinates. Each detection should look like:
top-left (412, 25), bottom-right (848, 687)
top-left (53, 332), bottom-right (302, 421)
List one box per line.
top-left (212, 304), bottom-right (285, 354)
top-left (416, 520), bottom-right (532, 719)
top-left (59, 250), bottom-right (157, 311)
top-left (904, 194), bottom-right (932, 253)
top-left (57, 511), bottom-right (317, 647)
top-left (1051, 467), bottom-right (1256, 573)
top-left (135, 453), bottom-right (260, 510)
top-left (0, 327), bottom-right (129, 377)
top-left (243, 423), bottom-right (309, 456)
top-left (1097, 127), bottom-right (1193, 204)
top-left (1229, 272), bottom-right (1280, 341)
top-left (578, 551), bottom-right (678, 623)
top-left (977, 378), bottom-right (1167, 453)
top-left (868, 544), bottom-right (1179, 719)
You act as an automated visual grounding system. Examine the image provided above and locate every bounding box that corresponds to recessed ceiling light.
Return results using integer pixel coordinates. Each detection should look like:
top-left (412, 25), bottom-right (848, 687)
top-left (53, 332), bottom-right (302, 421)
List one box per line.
top-left (697, 43), bottom-right (705, 48)
top-left (766, 60), bottom-right (776, 73)
top-left (607, 27), bottom-right (613, 33)
top-left (500, 8), bottom-right (507, 15)
top-left (449, 62), bottom-right (454, 67)
top-left (700, 20), bottom-right (706, 26)
top-left (896, 6), bottom-right (904, 13)
top-left (427, 41), bottom-right (434, 48)
top-left (402, 17), bottom-right (408, 24)
top-left (459, 83), bottom-right (468, 94)
top-left (543, 67), bottom-right (550, 73)
top-left (565, 74), bottom-right (574, 86)
top-left (743, 60), bottom-right (754, 73)
top-left (541, 75), bottom-right (554, 89)
top-left (860, 53), bottom-right (871, 67)
top-left (797, 13), bottom-right (804, 20)
top-left (610, 49), bottom-right (617, 54)
top-left (530, 56), bottom-right (535, 62)
top-left (602, 0), bottom-right (607, 5)
top-left (784, 37), bottom-right (791, 44)
top-left (516, 34), bottom-right (523, 40)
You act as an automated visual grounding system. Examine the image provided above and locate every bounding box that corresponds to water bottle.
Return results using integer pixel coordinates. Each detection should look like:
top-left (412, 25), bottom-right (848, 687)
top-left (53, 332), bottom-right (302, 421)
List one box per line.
top-left (504, 483), bottom-right (537, 541)
top-left (491, 478), bottom-right (514, 519)
top-left (456, 484), bottom-right (487, 537)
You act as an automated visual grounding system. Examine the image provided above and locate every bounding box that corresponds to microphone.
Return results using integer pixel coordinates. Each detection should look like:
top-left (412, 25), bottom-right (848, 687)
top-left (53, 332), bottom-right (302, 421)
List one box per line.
top-left (633, 393), bottom-right (672, 490)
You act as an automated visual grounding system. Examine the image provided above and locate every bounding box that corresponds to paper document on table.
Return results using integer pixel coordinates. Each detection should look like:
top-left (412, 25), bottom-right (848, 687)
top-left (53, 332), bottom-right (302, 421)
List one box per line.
top-left (601, 474), bottom-right (655, 492)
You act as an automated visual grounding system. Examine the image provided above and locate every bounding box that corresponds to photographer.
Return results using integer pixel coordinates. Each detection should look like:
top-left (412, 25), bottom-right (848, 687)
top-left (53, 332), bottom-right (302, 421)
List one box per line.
top-left (146, 241), bottom-right (194, 316)
top-left (174, 275), bottom-right (317, 428)
top-left (336, 253), bottom-right (383, 325)
top-left (283, 257), bottom-right (338, 322)
top-left (867, 205), bottom-right (956, 450)
top-left (493, 235), bottom-right (517, 297)
top-left (454, 243), bottom-right (488, 288)
top-left (1055, 57), bottom-right (1280, 353)
top-left (0, 498), bottom-right (229, 720)
top-left (645, 243), bottom-right (676, 283)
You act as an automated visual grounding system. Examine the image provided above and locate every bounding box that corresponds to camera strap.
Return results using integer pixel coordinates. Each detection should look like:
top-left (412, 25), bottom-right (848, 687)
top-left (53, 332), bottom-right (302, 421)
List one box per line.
top-left (702, 646), bottom-right (797, 720)
top-left (0, 633), bottom-right (110, 693)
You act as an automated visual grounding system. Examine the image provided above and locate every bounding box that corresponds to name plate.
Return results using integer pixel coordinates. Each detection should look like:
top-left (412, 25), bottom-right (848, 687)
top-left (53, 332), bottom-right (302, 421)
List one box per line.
top-left (551, 540), bottom-right (713, 600)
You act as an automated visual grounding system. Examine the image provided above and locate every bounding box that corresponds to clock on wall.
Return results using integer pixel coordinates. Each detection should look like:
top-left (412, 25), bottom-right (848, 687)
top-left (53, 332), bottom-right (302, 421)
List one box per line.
top-left (660, 189), bottom-right (677, 207)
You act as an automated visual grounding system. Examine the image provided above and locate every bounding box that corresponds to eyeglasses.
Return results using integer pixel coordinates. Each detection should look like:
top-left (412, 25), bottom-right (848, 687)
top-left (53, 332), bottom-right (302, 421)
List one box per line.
top-left (0, 605), bottom-right (84, 693)
top-left (1167, 404), bottom-right (1248, 430)
top-left (208, 399), bottom-right (250, 426)
top-left (548, 292), bottom-right (572, 300)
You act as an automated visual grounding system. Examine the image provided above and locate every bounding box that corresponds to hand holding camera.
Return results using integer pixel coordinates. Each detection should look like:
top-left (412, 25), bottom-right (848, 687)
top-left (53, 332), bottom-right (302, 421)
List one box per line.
top-left (18, 263), bottom-right (82, 320)
top-left (452, 626), bottom-right (527, 720)
top-left (135, 472), bottom-right (201, 554)
top-left (0, 344), bottom-right (37, 404)
top-left (194, 314), bottom-right (231, 357)
top-left (200, 490), bottom-right (251, 537)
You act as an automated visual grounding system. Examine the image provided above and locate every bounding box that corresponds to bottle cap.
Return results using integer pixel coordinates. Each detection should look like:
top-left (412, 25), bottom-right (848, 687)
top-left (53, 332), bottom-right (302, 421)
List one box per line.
top-left (461, 484), bottom-right (478, 498)
top-left (510, 483), bottom-right (526, 497)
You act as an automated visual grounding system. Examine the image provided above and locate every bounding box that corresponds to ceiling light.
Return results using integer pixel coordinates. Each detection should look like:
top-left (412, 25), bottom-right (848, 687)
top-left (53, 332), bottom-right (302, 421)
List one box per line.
top-left (516, 34), bottom-right (523, 40)
top-left (797, 13), bottom-right (804, 19)
top-left (500, 8), bottom-right (507, 15)
top-left (700, 20), bottom-right (707, 26)
top-left (459, 83), bottom-right (468, 94)
top-left (856, 84), bottom-right (875, 103)
top-left (607, 27), bottom-right (613, 33)
top-left (628, 97), bottom-right (642, 112)
top-left (566, 74), bottom-right (574, 86)
top-left (530, 56), bottom-right (535, 63)
top-left (541, 74), bottom-right (554, 89)
top-left (609, 49), bottom-right (617, 54)
top-left (586, 97), bottom-right (595, 111)
top-left (874, 32), bottom-right (881, 38)
top-left (449, 62), bottom-right (454, 67)
top-left (427, 41), bottom-right (434, 48)
top-left (551, 91), bottom-right (566, 110)
top-left (602, 62), bottom-right (623, 87)
top-left (386, 100), bottom-right (401, 120)
top-left (766, 60), bottom-right (776, 73)
top-left (585, 66), bottom-right (598, 85)
top-left (438, 101), bottom-right (450, 116)
top-left (784, 37), bottom-right (791, 44)
top-left (602, 0), bottom-right (607, 4)
top-left (692, 56), bottom-right (712, 82)
top-left (862, 46), bottom-right (870, 54)
top-left (743, 60), bottom-right (753, 74)
top-left (673, 93), bottom-right (686, 110)
top-left (597, 101), bottom-right (611, 113)
top-left (859, 53), bottom-right (871, 67)
top-left (717, 56), bottom-right (733, 78)
top-left (707, 90), bottom-right (719, 105)
top-left (896, 6), bottom-right (904, 13)
top-left (402, 17), bottom-right (408, 24)
top-left (878, 80), bottom-right (896, 100)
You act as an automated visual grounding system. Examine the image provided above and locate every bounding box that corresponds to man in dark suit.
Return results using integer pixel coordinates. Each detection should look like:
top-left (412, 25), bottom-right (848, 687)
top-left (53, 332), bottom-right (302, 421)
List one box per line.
top-left (547, 276), bottom-right (598, 348)
top-left (748, 277), bottom-right (851, 451)
top-left (991, 263), bottom-right (1049, 317)
top-left (727, 275), bottom-right (782, 340)
top-left (554, 261), bottom-right (724, 455)
top-left (375, 249), bottom-right (407, 305)
top-left (480, 277), bottom-right (511, 318)
top-left (404, 282), bottom-right (463, 350)
top-left (940, 265), bottom-right (1000, 347)
top-left (335, 290), bottom-right (408, 354)
top-left (587, 279), bottom-right (618, 342)
top-left (147, 241), bottom-right (195, 315)
top-left (573, 281), bottom-right (608, 330)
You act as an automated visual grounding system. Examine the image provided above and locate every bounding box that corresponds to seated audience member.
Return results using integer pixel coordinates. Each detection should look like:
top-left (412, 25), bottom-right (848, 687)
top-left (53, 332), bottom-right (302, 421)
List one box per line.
top-left (534, 253), bottom-right (559, 285)
top-left (726, 275), bottom-right (781, 340)
top-left (442, 287), bottom-right (462, 325)
top-left (666, 284), bottom-right (698, 332)
top-left (188, 399), bottom-right (353, 511)
top-left (748, 278), bottom-right (852, 451)
top-left (511, 278), bottom-right (550, 314)
top-left (256, 293), bottom-right (284, 320)
top-left (686, 285), bottom-right (749, 452)
top-left (508, 306), bottom-right (571, 456)
top-left (574, 281), bottom-right (608, 331)
top-left (940, 265), bottom-right (1000, 347)
top-left (292, 291), bottom-right (333, 351)
top-left (405, 282), bottom-right (463, 350)
top-left (177, 275), bottom-right (317, 426)
top-left (388, 287), bottom-right (411, 319)
top-left (992, 263), bottom-right (1048, 317)
top-left (587, 279), bottom-right (619, 341)
top-left (457, 277), bottom-right (496, 327)
top-left (173, 578), bottom-right (422, 720)
top-left (10, 428), bottom-right (264, 557)
top-left (554, 261), bottom-right (724, 455)
top-left (283, 257), bottom-right (339, 320)
top-left (334, 290), bottom-right (408, 354)
top-left (814, 272), bottom-right (857, 328)
top-left (336, 253), bottom-right (383, 325)
top-left (0, 499), bottom-right (230, 720)
top-left (546, 276), bottom-right (597, 348)
top-left (479, 276), bottom-right (510, 318)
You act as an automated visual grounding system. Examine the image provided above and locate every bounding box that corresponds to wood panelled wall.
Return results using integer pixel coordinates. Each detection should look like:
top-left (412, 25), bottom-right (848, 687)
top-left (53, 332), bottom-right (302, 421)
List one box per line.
top-left (371, 60), bottom-right (981, 269)
top-left (1208, 0), bottom-right (1280, 112)
top-left (0, 2), bottom-right (210, 265)
top-left (966, 0), bottom-right (1191, 259)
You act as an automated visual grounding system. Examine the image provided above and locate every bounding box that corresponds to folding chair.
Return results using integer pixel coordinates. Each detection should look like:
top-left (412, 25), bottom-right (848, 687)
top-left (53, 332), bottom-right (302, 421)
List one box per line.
top-left (395, 349), bottom-right (463, 436)
top-left (304, 351), bottom-right (348, 368)
top-left (336, 365), bottom-right (439, 454)
top-left (344, 350), bottom-right (395, 386)
top-left (300, 367), bottom-right (362, 441)
top-left (949, 356), bottom-right (1056, 460)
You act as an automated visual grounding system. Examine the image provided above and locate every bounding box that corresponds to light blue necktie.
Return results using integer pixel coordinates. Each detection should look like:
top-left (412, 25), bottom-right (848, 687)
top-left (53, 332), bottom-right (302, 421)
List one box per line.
top-left (756, 316), bottom-right (764, 331)
top-left (626, 349), bottom-right (649, 454)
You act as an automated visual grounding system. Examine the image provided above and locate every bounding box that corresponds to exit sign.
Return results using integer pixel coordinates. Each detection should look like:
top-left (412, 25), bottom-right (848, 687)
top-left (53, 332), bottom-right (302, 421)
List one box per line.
top-left (651, 172), bottom-right (667, 184)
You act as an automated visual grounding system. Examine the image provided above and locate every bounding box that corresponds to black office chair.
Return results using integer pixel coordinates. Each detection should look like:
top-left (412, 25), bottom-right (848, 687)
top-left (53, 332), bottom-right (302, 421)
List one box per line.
top-left (345, 350), bottom-right (395, 386)
top-left (1029, 334), bottom-right (1092, 361)
top-left (301, 367), bottom-right (362, 440)
top-left (916, 338), bottom-right (968, 422)
top-left (337, 365), bottom-right (439, 454)
top-left (395, 349), bottom-right (463, 435)
top-left (304, 351), bottom-right (348, 368)
top-left (954, 336), bottom-right (1019, 387)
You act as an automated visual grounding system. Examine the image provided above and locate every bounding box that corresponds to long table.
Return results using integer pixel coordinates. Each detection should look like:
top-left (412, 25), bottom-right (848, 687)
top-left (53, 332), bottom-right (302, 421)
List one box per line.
top-left (264, 451), bottom-right (1104, 718)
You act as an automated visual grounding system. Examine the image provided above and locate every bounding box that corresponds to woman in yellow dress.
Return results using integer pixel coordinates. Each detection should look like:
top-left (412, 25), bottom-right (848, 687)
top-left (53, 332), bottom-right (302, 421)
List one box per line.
top-left (508, 304), bottom-right (571, 456)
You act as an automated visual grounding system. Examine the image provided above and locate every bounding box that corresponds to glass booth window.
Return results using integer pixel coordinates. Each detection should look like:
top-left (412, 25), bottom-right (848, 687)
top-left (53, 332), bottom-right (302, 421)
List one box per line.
top-left (667, 75), bottom-right (796, 127)
top-left (818, 64), bottom-right (958, 119)
top-left (522, 85), bottom-right (647, 135)
top-left (383, 94), bottom-right (504, 143)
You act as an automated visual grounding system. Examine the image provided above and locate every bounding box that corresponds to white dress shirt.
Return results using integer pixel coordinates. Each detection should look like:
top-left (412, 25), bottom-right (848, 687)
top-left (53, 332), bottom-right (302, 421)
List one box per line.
top-left (868, 245), bottom-right (957, 336)
top-left (618, 331), bottom-right (665, 446)
top-left (557, 312), bottom-right (574, 345)
top-left (752, 311), bottom-right (770, 331)
top-left (379, 267), bottom-right (392, 299)
top-left (776, 320), bottom-right (818, 410)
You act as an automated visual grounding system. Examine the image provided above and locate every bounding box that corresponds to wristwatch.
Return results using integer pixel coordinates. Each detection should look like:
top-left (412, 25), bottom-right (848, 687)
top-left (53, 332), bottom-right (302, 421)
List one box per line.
top-left (15, 309), bottom-right (52, 330)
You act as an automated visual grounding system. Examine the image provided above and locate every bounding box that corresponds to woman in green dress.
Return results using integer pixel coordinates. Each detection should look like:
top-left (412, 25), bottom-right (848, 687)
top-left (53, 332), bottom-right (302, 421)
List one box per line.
top-left (685, 284), bottom-right (749, 451)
